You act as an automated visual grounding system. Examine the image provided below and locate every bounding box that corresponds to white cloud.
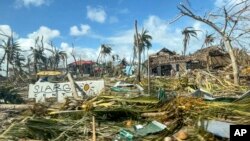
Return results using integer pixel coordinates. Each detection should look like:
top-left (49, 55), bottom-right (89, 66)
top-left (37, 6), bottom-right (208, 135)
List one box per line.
top-left (27, 26), bottom-right (60, 41)
top-left (0, 25), bottom-right (13, 37)
top-left (60, 42), bottom-right (98, 63)
top-left (70, 24), bottom-right (90, 36)
top-left (105, 29), bottom-right (135, 60)
top-left (103, 15), bottom-right (211, 60)
top-left (15, 0), bottom-right (50, 8)
top-left (0, 25), bottom-right (19, 40)
top-left (17, 26), bottom-right (60, 57)
top-left (87, 6), bottom-right (106, 23)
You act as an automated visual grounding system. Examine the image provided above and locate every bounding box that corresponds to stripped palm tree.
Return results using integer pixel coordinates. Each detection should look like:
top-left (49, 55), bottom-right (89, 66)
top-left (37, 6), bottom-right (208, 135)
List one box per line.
top-left (182, 27), bottom-right (198, 56)
top-left (46, 42), bottom-right (67, 70)
top-left (202, 32), bottom-right (215, 48)
top-left (0, 33), bottom-right (20, 77)
top-left (13, 51), bottom-right (25, 75)
top-left (28, 36), bottom-right (47, 74)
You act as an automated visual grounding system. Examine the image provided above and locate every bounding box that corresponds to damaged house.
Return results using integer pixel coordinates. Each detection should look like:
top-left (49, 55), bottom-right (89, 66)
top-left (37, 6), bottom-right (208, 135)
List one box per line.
top-left (149, 48), bottom-right (192, 76)
top-left (68, 60), bottom-right (95, 75)
top-left (149, 46), bottom-right (231, 76)
top-left (191, 46), bottom-right (231, 69)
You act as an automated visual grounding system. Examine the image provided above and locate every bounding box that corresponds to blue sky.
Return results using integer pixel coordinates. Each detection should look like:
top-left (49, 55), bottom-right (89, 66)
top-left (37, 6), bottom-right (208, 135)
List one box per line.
top-left (0, 0), bottom-right (232, 64)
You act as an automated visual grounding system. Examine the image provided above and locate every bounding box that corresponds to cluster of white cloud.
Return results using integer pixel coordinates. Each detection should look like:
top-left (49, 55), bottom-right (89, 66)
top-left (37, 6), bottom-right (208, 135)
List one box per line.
top-left (60, 42), bottom-right (99, 63)
top-left (0, 25), bottom-right (19, 40)
top-left (17, 26), bottom-right (60, 52)
top-left (70, 24), bottom-right (91, 37)
top-left (87, 6), bottom-right (107, 23)
top-left (103, 15), bottom-right (208, 61)
top-left (86, 5), bottom-right (122, 24)
top-left (15, 0), bottom-right (50, 8)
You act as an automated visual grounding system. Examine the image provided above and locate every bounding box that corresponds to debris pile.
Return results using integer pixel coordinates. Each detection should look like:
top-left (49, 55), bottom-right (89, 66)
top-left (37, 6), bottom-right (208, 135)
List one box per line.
top-left (0, 73), bottom-right (249, 141)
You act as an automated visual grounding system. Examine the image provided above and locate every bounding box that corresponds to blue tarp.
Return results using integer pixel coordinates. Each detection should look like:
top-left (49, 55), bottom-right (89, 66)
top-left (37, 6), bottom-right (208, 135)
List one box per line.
top-left (123, 65), bottom-right (134, 76)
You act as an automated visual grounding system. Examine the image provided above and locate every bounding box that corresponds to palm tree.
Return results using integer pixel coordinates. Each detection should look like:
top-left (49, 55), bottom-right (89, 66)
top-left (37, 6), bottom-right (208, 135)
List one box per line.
top-left (96, 44), bottom-right (112, 75)
top-left (111, 54), bottom-right (119, 74)
top-left (0, 34), bottom-right (20, 78)
top-left (97, 44), bottom-right (112, 64)
top-left (182, 27), bottom-right (198, 56)
top-left (47, 42), bottom-right (67, 70)
top-left (28, 36), bottom-right (47, 74)
top-left (12, 51), bottom-right (25, 75)
top-left (134, 20), bottom-right (152, 82)
top-left (202, 32), bottom-right (215, 48)
top-left (120, 57), bottom-right (128, 66)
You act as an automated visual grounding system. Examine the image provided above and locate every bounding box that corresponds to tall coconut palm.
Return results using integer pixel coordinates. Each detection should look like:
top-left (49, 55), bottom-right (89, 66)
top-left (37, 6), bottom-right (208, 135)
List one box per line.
top-left (0, 34), bottom-right (20, 77)
top-left (182, 27), bottom-right (198, 56)
top-left (202, 33), bottom-right (215, 48)
top-left (134, 20), bottom-right (152, 82)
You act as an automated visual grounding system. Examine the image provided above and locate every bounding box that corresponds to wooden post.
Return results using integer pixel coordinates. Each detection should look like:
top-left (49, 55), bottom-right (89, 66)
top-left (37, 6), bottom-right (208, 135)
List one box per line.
top-left (92, 116), bottom-right (96, 141)
top-left (135, 20), bottom-right (141, 82)
top-left (0, 104), bottom-right (32, 110)
top-left (147, 49), bottom-right (150, 95)
top-left (67, 73), bottom-right (81, 100)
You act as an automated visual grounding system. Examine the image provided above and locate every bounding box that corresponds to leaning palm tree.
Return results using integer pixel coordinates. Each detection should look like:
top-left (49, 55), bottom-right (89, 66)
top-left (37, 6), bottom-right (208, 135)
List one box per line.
top-left (96, 44), bottom-right (112, 75)
top-left (97, 44), bottom-right (112, 64)
top-left (134, 20), bottom-right (152, 82)
top-left (182, 27), bottom-right (198, 56)
top-left (202, 33), bottom-right (215, 48)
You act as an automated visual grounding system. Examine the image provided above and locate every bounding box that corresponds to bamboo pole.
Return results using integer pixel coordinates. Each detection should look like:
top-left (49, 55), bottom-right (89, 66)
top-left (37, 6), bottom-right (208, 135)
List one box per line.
top-left (92, 116), bottom-right (96, 141)
top-left (141, 111), bottom-right (168, 117)
top-left (0, 104), bottom-right (32, 110)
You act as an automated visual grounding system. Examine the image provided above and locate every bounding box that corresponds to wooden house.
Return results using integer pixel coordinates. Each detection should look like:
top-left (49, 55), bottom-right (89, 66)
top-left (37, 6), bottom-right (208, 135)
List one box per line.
top-left (191, 46), bottom-right (231, 69)
top-left (148, 46), bottom-right (231, 76)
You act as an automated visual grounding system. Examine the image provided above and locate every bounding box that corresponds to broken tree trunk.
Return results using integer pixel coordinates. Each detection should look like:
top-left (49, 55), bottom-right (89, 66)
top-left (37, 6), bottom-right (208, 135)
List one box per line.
top-left (67, 73), bottom-right (81, 100)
